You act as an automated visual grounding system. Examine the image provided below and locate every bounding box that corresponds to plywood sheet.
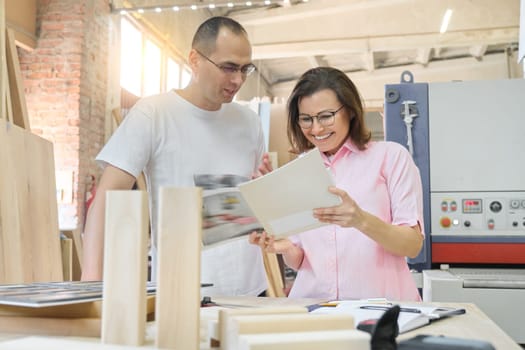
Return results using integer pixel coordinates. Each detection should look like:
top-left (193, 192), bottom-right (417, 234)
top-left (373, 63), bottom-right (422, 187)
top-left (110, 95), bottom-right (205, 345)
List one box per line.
top-left (0, 119), bottom-right (63, 284)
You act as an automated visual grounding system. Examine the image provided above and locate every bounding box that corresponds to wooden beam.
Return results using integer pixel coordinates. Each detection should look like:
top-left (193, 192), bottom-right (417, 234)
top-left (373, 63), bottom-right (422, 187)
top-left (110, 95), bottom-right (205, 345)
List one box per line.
top-left (0, 0), bottom-right (6, 120)
top-left (238, 329), bottom-right (370, 350)
top-left (6, 27), bottom-right (30, 129)
top-left (155, 187), bottom-right (202, 350)
top-left (101, 190), bottom-right (149, 346)
top-left (219, 307), bottom-right (308, 349)
top-left (60, 237), bottom-right (73, 281)
top-left (252, 28), bottom-right (519, 60)
top-left (222, 313), bottom-right (355, 350)
top-left (0, 316), bottom-right (101, 338)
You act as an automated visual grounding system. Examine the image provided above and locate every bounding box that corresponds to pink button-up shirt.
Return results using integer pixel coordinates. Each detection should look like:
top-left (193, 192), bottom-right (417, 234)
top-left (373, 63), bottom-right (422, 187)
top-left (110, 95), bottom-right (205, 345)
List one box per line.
top-left (288, 140), bottom-right (424, 301)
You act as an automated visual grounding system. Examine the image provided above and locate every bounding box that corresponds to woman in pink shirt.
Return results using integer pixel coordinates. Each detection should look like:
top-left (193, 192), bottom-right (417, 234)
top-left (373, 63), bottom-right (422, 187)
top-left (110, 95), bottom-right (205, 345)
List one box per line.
top-left (250, 67), bottom-right (424, 301)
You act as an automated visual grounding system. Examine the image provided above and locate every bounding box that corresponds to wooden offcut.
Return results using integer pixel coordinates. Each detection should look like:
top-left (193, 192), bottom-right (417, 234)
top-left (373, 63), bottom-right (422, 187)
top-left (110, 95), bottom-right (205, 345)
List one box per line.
top-left (219, 307), bottom-right (307, 350)
top-left (156, 187), bottom-right (202, 350)
top-left (237, 329), bottom-right (370, 350)
top-left (101, 190), bottom-right (149, 346)
top-left (222, 313), bottom-right (355, 350)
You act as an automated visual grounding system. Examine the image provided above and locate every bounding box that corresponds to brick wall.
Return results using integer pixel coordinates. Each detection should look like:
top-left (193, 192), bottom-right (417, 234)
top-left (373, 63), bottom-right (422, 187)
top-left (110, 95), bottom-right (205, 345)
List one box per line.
top-left (19, 0), bottom-right (110, 230)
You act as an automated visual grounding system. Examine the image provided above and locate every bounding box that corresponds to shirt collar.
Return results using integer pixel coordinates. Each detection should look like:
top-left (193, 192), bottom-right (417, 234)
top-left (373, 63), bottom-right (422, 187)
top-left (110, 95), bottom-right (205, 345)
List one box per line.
top-left (320, 138), bottom-right (359, 165)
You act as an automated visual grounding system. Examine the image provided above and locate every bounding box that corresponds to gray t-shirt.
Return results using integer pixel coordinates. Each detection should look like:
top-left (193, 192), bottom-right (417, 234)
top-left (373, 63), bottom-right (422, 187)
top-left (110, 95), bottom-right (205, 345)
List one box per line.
top-left (97, 90), bottom-right (267, 296)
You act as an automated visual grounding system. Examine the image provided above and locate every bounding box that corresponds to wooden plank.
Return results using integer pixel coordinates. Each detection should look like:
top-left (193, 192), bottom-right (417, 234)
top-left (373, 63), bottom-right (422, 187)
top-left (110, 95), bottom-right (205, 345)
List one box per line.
top-left (5, 0), bottom-right (37, 50)
top-left (0, 121), bottom-right (63, 283)
top-left (219, 307), bottom-right (307, 349)
top-left (222, 313), bottom-right (355, 350)
top-left (261, 250), bottom-right (284, 297)
top-left (4, 71), bottom-right (13, 122)
top-left (0, 0), bottom-right (6, 120)
top-left (0, 294), bottom-right (156, 319)
top-left (0, 316), bottom-right (100, 338)
top-left (23, 126), bottom-right (63, 282)
top-left (156, 187), bottom-right (202, 350)
top-left (60, 237), bottom-right (73, 281)
top-left (61, 229), bottom-right (83, 281)
top-left (5, 28), bottom-right (29, 129)
top-left (238, 330), bottom-right (370, 350)
top-left (0, 119), bottom-right (27, 283)
top-left (101, 190), bottom-right (149, 346)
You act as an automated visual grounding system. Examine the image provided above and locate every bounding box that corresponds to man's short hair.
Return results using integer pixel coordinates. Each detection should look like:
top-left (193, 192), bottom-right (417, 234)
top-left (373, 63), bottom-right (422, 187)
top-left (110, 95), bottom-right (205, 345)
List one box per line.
top-left (192, 16), bottom-right (248, 55)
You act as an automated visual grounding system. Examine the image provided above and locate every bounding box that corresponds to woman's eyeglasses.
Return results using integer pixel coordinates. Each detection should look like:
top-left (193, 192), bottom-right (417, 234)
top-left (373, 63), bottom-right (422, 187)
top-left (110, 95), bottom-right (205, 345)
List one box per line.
top-left (297, 105), bottom-right (344, 129)
top-left (195, 49), bottom-right (256, 76)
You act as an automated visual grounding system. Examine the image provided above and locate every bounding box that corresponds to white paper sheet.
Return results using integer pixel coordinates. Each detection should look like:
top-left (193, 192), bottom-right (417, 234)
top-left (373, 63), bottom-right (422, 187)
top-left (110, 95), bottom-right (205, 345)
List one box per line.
top-left (238, 148), bottom-right (341, 238)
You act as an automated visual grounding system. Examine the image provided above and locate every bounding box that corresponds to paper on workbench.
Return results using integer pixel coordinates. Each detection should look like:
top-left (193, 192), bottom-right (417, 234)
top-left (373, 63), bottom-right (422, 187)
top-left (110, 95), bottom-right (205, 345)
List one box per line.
top-left (311, 300), bottom-right (465, 333)
top-left (238, 148), bottom-right (341, 238)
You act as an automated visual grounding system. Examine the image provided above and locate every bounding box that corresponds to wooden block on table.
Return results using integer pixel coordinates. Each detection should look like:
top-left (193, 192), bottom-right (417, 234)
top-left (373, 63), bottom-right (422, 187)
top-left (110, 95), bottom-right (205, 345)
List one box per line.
top-left (238, 329), bottom-right (370, 350)
top-left (155, 187), bottom-right (202, 350)
top-left (101, 190), bottom-right (149, 346)
top-left (218, 306), bottom-right (307, 349)
top-left (0, 316), bottom-right (101, 338)
top-left (222, 312), bottom-right (355, 350)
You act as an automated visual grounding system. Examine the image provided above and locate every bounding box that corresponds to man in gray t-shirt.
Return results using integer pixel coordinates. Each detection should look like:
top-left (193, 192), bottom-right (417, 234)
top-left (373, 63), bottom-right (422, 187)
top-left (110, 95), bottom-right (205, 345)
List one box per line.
top-left (82, 16), bottom-right (270, 296)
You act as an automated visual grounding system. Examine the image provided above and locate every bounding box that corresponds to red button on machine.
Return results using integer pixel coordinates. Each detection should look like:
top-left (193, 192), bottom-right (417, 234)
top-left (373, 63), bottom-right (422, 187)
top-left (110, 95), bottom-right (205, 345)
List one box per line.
top-left (440, 217), bottom-right (452, 228)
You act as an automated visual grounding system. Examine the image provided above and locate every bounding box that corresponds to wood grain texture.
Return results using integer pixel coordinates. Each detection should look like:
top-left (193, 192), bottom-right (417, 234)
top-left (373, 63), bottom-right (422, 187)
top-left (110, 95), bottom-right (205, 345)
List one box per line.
top-left (0, 316), bottom-right (101, 338)
top-left (238, 329), bottom-right (370, 350)
top-left (156, 187), bottom-right (202, 350)
top-left (218, 307), bottom-right (307, 349)
top-left (0, 0), bottom-right (6, 120)
top-left (61, 229), bottom-right (83, 281)
top-left (0, 119), bottom-right (63, 284)
top-left (261, 250), bottom-right (284, 297)
top-left (222, 313), bottom-right (355, 350)
top-left (5, 28), bottom-right (29, 129)
top-left (101, 190), bottom-right (149, 346)
top-left (60, 238), bottom-right (72, 281)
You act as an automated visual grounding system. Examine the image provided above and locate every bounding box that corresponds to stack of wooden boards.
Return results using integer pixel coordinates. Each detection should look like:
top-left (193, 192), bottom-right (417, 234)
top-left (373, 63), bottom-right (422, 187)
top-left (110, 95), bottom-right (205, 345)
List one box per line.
top-left (214, 306), bottom-right (369, 350)
top-left (0, 0), bottom-right (63, 285)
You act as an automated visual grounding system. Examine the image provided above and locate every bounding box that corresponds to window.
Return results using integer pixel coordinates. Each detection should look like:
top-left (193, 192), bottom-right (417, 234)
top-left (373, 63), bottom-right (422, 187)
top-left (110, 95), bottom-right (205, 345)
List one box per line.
top-left (143, 39), bottom-right (161, 96)
top-left (120, 17), bottom-right (188, 96)
top-left (166, 57), bottom-right (180, 91)
top-left (181, 67), bottom-right (191, 88)
top-left (120, 18), bottom-right (142, 96)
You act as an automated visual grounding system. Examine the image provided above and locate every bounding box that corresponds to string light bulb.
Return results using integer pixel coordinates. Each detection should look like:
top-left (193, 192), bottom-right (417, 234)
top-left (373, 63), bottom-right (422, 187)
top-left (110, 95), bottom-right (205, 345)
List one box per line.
top-left (111, 1), bottom-right (287, 14)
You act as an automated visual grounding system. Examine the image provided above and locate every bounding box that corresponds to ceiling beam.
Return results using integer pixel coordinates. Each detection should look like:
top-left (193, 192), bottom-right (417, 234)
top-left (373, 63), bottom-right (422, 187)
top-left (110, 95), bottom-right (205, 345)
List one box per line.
top-left (416, 48), bottom-right (433, 66)
top-left (234, 0), bottom-right (412, 25)
top-left (252, 28), bottom-right (518, 59)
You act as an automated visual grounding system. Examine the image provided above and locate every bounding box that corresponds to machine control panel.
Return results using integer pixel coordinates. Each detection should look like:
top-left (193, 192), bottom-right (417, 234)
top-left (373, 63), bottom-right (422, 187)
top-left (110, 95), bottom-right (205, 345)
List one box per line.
top-left (431, 192), bottom-right (525, 236)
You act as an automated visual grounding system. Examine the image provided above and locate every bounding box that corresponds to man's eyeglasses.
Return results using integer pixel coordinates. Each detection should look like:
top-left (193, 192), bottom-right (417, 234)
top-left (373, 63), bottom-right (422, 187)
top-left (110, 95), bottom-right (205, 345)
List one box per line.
top-left (195, 49), bottom-right (256, 76)
top-left (297, 105), bottom-right (345, 129)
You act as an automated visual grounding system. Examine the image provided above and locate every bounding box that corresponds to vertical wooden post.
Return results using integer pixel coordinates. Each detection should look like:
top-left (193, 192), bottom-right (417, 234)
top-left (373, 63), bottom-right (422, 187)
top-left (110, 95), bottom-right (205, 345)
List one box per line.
top-left (1, 0), bottom-right (7, 119)
top-left (101, 190), bottom-right (149, 346)
top-left (156, 187), bottom-right (202, 349)
top-left (6, 28), bottom-right (30, 129)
